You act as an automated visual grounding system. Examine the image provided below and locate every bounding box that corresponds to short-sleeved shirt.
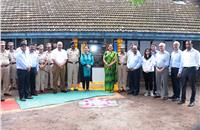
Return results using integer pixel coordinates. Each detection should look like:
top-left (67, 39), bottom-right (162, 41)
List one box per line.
top-left (52, 48), bottom-right (68, 65)
top-left (67, 48), bottom-right (80, 62)
top-left (0, 50), bottom-right (10, 65)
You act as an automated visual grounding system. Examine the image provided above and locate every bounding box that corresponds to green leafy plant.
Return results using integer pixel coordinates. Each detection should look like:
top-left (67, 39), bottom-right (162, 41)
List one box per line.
top-left (130, 0), bottom-right (145, 6)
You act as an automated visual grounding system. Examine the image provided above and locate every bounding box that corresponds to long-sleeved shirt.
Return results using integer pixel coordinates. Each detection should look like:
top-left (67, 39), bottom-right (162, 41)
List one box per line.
top-left (170, 49), bottom-right (182, 68)
top-left (15, 49), bottom-right (30, 70)
top-left (179, 48), bottom-right (200, 73)
top-left (28, 51), bottom-right (39, 71)
top-left (127, 50), bottom-right (142, 70)
top-left (142, 56), bottom-right (155, 72)
top-left (80, 52), bottom-right (94, 77)
top-left (155, 51), bottom-right (170, 68)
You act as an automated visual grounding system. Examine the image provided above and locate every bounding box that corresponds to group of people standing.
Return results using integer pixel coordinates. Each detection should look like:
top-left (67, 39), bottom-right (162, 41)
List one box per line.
top-left (0, 40), bottom-right (94, 101)
top-left (1, 40), bottom-right (199, 107)
top-left (104, 41), bottom-right (199, 107)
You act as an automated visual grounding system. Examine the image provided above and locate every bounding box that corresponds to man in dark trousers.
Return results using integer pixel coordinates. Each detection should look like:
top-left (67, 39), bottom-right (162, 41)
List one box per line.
top-left (28, 43), bottom-right (39, 96)
top-left (178, 41), bottom-right (200, 107)
top-left (15, 40), bottom-right (33, 101)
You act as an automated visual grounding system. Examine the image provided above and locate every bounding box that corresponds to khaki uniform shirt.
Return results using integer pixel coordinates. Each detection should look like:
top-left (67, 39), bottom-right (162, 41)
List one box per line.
top-left (67, 48), bottom-right (80, 62)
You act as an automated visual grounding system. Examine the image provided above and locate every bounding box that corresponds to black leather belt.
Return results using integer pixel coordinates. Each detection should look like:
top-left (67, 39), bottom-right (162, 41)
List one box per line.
top-left (118, 63), bottom-right (127, 65)
top-left (1, 64), bottom-right (9, 67)
top-left (10, 62), bottom-right (16, 64)
top-left (68, 61), bottom-right (79, 64)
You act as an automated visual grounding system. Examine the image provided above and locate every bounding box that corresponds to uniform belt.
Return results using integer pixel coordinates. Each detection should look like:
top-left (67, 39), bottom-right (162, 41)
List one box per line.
top-left (118, 63), bottom-right (127, 65)
top-left (10, 62), bottom-right (16, 64)
top-left (1, 64), bottom-right (9, 67)
top-left (68, 61), bottom-right (79, 64)
top-left (47, 63), bottom-right (53, 65)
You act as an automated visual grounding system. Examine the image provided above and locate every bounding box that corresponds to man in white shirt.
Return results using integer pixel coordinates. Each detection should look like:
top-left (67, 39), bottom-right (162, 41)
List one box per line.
top-left (154, 43), bottom-right (170, 100)
top-left (28, 43), bottom-right (39, 96)
top-left (15, 40), bottom-right (32, 101)
top-left (150, 43), bottom-right (158, 95)
top-left (127, 44), bottom-right (142, 96)
top-left (52, 41), bottom-right (68, 93)
top-left (169, 41), bottom-right (182, 101)
top-left (178, 41), bottom-right (200, 107)
top-left (66, 42), bottom-right (80, 91)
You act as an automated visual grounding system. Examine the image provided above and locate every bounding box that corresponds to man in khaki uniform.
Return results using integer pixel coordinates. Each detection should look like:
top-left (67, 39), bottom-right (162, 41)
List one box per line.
top-left (44, 43), bottom-right (53, 89)
top-left (52, 41), bottom-right (68, 93)
top-left (67, 42), bottom-right (80, 91)
top-left (8, 42), bottom-right (17, 89)
top-left (36, 45), bottom-right (47, 93)
top-left (1, 41), bottom-right (11, 101)
top-left (118, 48), bottom-right (127, 92)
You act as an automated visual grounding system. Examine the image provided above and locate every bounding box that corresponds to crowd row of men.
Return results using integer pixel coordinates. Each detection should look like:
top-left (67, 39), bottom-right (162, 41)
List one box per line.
top-left (121, 41), bottom-right (200, 107)
top-left (1, 40), bottom-right (80, 101)
top-left (1, 40), bottom-right (200, 107)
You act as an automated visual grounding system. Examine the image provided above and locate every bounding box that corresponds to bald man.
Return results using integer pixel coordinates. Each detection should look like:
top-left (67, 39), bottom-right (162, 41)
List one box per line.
top-left (1, 41), bottom-right (12, 101)
top-left (52, 41), bottom-right (68, 93)
top-left (154, 43), bottom-right (170, 99)
top-left (169, 41), bottom-right (182, 101)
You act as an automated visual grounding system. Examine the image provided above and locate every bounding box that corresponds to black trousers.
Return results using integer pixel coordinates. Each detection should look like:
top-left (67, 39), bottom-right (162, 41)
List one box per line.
top-left (153, 69), bottom-right (157, 94)
top-left (129, 68), bottom-right (140, 94)
top-left (30, 67), bottom-right (37, 94)
top-left (17, 69), bottom-right (30, 99)
top-left (171, 67), bottom-right (180, 98)
top-left (181, 67), bottom-right (197, 103)
top-left (143, 72), bottom-right (153, 91)
top-left (82, 77), bottom-right (90, 90)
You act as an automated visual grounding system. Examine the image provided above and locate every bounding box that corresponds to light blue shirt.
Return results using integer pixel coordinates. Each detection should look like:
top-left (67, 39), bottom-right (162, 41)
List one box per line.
top-left (28, 51), bottom-right (39, 71)
top-left (127, 50), bottom-right (142, 70)
top-left (170, 49), bottom-right (182, 68)
top-left (155, 51), bottom-right (170, 68)
top-left (15, 49), bottom-right (30, 70)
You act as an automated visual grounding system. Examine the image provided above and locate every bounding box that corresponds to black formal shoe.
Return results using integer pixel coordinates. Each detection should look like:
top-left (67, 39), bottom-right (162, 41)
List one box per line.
top-left (1, 97), bottom-right (5, 101)
top-left (178, 100), bottom-right (185, 105)
top-left (31, 92), bottom-right (38, 96)
top-left (20, 98), bottom-right (26, 101)
top-left (168, 96), bottom-right (175, 99)
top-left (61, 90), bottom-right (67, 93)
top-left (127, 91), bottom-right (133, 94)
top-left (162, 97), bottom-right (168, 100)
top-left (4, 93), bottom-right (12, 96)
top-left (74, 88), bottom-right (79, 91)
top-left (26, 96), bottom-right (33, 99)
top-left (188, 102), bottom-right (195, 107)
top-left (154, 95), bottom-right (161, 98)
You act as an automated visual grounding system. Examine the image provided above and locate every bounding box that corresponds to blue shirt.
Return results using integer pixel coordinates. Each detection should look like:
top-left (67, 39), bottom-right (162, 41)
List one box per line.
top-left (80, 52), bottom-right (94, 77)
top-left (28, 51), bottom-right (39, 71)
top-left (15, 49), bottom-right (30, 70)
top-left (170, 49), bottom-right (182, 68)
top-left (127, 50), bottom-right (142, 70)
top-left (155, 51), bottom-right (170, 68)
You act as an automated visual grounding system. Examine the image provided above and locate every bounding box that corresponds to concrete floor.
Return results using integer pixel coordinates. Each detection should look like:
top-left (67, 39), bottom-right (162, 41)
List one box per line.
top-left (1, 87), bottom-right (200, 130)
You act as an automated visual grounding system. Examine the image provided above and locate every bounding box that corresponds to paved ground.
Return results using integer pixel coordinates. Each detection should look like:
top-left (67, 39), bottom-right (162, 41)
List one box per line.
top-left (1, 86), bottom-right (200, 130)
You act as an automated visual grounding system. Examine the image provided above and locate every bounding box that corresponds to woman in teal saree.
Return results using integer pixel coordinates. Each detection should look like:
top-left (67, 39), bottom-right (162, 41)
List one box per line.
top-left (103, 44), bottom-right (117, 92)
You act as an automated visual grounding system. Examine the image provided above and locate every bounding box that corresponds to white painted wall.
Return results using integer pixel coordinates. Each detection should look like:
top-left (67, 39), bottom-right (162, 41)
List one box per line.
top-left (92, 67), bottom-right (105, 82)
